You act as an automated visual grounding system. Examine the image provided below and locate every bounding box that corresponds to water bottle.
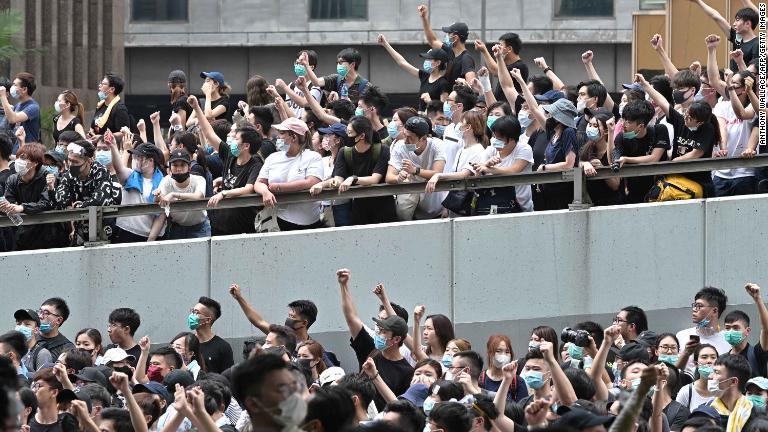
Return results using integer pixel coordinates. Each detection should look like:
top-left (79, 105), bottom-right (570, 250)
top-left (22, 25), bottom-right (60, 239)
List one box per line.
top-left (0, 196), bottom-right (23, 226)
top-left (340, 83), bottom-right (349, 100)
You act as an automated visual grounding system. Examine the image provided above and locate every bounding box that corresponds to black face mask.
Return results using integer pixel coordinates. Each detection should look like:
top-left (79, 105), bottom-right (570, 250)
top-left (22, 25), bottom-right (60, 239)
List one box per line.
top-left (69, 163), bottom-right (84, 177)
top-left (296, 358), bottom-right (314, 370)
top-left (113, 366), bottom-right (132, 376)
top-left (285, 317), bottom-right (303, 329)
top-left (171, 172), bottom-right (190, 183)
top-left (672, 89), bottom-right (690, 105)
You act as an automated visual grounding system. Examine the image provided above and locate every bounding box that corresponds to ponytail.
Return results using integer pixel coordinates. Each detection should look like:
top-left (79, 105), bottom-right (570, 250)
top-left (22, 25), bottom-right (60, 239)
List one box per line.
top-left (75, 102), bottom-right (85, 125)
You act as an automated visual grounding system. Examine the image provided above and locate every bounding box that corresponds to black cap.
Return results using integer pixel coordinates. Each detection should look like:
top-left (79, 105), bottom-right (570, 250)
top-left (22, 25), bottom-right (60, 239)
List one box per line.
top-left (163, 369), bottom-right (195, 395)
top-left (555, 406), bottom-right (614, 429)
top-left (583, 106), bottom-right (611, 119)
top-left (134, 381), bottom-right (173, 405)
top-left (618, 341), bottom-right (651, 363)
top-left (72, 367), bottom-right (110, 389)
top-left (128, 143), bottom-right (163, 160)
top-left (43, 151), bottom-right (66, 168)
top-left (57, 388), bottom-right (92, 413)
top-left (14, 309), bottom-right (40, 326)
top-left (404, 116), bottom-right (431, 138)
top-left (419, 48), bottom-right (449, 63)
top-left (372, 316), bottom-right (408, 339)
top-left (442, 22), bottom-right (469, 38)
top-left (168, 149), bottom-right (191, 164)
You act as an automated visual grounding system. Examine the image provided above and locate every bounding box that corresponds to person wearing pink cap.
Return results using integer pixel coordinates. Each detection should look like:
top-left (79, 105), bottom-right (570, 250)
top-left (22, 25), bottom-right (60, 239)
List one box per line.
top-left (255, 117), bottom-right (323, 231)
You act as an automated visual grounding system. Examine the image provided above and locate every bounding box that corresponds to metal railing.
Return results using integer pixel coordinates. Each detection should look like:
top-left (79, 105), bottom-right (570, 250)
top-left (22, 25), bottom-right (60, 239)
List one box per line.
top-left (1, 155), bottom-right (766, 243)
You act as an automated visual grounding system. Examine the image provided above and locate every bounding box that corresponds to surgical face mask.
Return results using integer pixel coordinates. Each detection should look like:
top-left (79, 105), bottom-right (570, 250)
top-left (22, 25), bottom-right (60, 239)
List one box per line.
top-left (387, 122), bottom-right (399, 139)
top-left (95, 150), bottom-right (112, 167)
top-left (444, 370), bottom-right (454, 381)
top-left (444, 34), bottom-right (453, 48)
top-left (586, 125), bottom-right (601, 141)
top-left (576, 99), bottom-right (587, 115)
top-left (443, 101), bottom-right (453, 119)
top-left (623, 130), bottom-right (638, 140)
top-left (355, 107), bottom-right (365, 117)
top-left (205, 144), bottom-right (214, 155)
top-left (522, 371), bottom-right (546, 389)
top-left (55, 145), bottom-right (66, 154)
top-left (698, 365), bottom-right (713, 379)
top-left (276, 138), bottom-right (289, 152)
top-left (423, 397), bottom-right (436, 416)
top-left (404, 143), bottom-right (417, 152)
top-left (491, 137), bottom-right (505, 149)
top-left (618, 103), bottom-right (626, 117)
top-left (423, 60), bottom-right (434, 73)
top-left (735, 34), bottom-right (744, 43)
top-left (14, 159), bottom-right (30, 177)
top-left (518, 111), bottom-right (533, 129)
top-left (708, 378), bottom-right (727, 397)
top-left (187, 313), bottom-right (200, 331)
top-left (273, 393), bottom-right (307, 427)
top-left (54, 101), bottom-right (63, 113)
top-left (14, 325), bottom-right (32, 341)
top-left (694, 88), bottom-right (706, 102)
top-left (724, 330), bottom-right (745, 346)
top-left (486, 115), bottom-right (500, 130)
top-left (146, 366), bottom-right (163, 382)
top-left (39, 322), bottom-right (53, 334)
top-left (374, 334), bottom-right (389, 350)
top-left (44, 165), bottom-right (57, 175)
top-left (97, 91), bottom-right (107, 101)
top-left (628, 377), bottom-right (641, 390)
top-left (433, 124), bottom-right (446, 137)
top-left (493, 354), bottom-right (511, 368)
top-left (672, 89), bottom-right (691, 105)
top-left (687, 125), bottom-right (699, 132)
top-left (336, 64), bottom-right (349, 78)
top-left (228, 137), bottom-right (241, 157)
top-left (658, 354), bottom-right (679, 365)
top-left (10, 85), bottom-right (19, 99)
top-left (528, 342), bottom-right (540, 352)
top-left (294, 64), bottom-right (307, 77)
top-left (748, 394), bottom-right (766, 409)
top-left (568, 344), bottom-right (584, 360)
top-left (441, 354), bottom-right (453, 368)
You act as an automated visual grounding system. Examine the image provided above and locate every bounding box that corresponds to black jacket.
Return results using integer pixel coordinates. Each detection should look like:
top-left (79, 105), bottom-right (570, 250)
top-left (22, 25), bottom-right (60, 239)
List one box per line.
top-left (3, 168), bottom-right (67, 250)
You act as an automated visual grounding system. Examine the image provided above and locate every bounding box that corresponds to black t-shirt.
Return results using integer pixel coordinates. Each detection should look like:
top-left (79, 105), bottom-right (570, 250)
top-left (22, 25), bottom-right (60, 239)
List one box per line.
top-left (209, 140), bottom-right (263, 235)
top-left (667, 108), bottom-right (716, 184)
top-left (206, 154), bottom-right (224, 180)
top-left (528, 129), bottom-right (549, 171)
top-left (38, 333), bottom-right (75, 360)
top-left (418, 70), bottom-right (451, 111)
top-left (735, 343), bottom-right (768, 377)
top-left (494, 60), bottom-right (529, 113)
top-left (29, 418), bottom-right (63, 432)
top-left (580, 146), bottom-right (622, 206)
top-left (172, 97), bottom-right (193, 121)
top-left (207, 96), bottom-right (230, 121)
top-left (90, 101), bottom-right (131, 135)
top-left (729, 28), bottom-right (759, 72)
top-left (614, 124), bottom-right (671, 203)
top-left (441, 44), bottom-right (476, 87)
top-left (332, 143), bottom-right (390, 179)
top-left (350, 328), bottom-right (414, 410)
top-left (373, 127), bottom-right (388, 144)
top-left (200, 335), bottom-right (234, 374)
top-left (52, 116), bottom-right (82, 143)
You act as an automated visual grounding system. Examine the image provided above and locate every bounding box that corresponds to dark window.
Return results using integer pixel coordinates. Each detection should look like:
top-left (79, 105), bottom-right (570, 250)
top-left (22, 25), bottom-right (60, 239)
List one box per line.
top-left (310, 0), bottom-right (367, 20)
top-left (554, 0), bottom-right (613, 17)
top-left (131, 0), bottom-right (188, 22)
top-left (639, 0), bottom-right (666, 10)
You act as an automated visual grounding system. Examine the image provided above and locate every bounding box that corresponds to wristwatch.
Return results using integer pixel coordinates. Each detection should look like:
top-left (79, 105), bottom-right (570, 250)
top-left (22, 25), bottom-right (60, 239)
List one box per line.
top-left (351, 176), bottom-right (359, 186)
top-left (221, 190), bottom-right (228, 198)
top-left (415, 167), bottom-right (421, 176)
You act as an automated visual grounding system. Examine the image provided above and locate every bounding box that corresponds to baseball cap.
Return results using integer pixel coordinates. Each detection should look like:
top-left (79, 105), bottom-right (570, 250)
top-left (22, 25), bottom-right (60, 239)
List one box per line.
top-left (404, 116), bottom-right (431, 138)
top-left (43, 151), bottom-right (66, 168)
top-left (399, 383), bottom-right (429, 407)
top-left (555, 406), bottom-right (614, 429)
top-left (168, 70), bottom-right (187, 84)
top-left (319, 367), bottom-right (345, 387)
top-left (622, 82), bottom-right (645, 92)
top-left (442, 22), bottom-right (469, 38)
top-left (168, 149), bottom-right (191, 164)
top-left (318, 123), bottom-right (348, 138)
top-left (617, 342), bottom-right (650, 363)
top-left (372, 315), bottom-right (408, 339)
top-left (163, 369), bottom-right (195, 394)
top-left (273, 117), bottom-right (309, 136)
top-left (72, 367), bottom-right (110, 389)
top-left (14, 308), bottom-right (40, 326)
top-left (127, 143), bottom-right (163, 160)
top-left (542, 98), bottom-right (577, 129)
top-left (689, 405), bottom-right (720, 420)
top-left (747, 377), bottom-right (768, 391)
top-left (200, 71), bottom-right (225, 86)
top-left (583, 106), bottom-right (611, 119)
top-left (57, 388), bottom-right (92, 413)
top-left (534, 90), bottom-right (565, 103)
top-left (419, 48), bottom-right (448, 63)
top-left (134, 381), bottom-right (173, 405)
top-left (101, 347), bottom-right (135, 365)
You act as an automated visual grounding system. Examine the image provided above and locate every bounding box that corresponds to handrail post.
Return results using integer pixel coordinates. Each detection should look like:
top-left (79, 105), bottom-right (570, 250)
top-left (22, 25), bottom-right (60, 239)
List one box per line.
top-left (569, 168), bottom-right (592, 210)
top-left (84, 206), bottom-right (108, 247)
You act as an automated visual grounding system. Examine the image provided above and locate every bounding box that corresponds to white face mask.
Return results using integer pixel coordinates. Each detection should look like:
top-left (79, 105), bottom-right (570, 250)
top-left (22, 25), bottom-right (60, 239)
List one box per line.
top-left (707, 378), bottom-right (727, 397)
top-left (493, 354), bottom-right (512, 368)
top-left (14, 159), bottom-right (30, 177)
top-left (273, 393), bottom-right (307, 427)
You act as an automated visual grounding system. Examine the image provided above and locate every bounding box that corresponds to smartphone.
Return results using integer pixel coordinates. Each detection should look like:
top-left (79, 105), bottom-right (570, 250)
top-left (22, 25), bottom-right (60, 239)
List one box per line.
top-left (689, 335), bottom-right (700, 344)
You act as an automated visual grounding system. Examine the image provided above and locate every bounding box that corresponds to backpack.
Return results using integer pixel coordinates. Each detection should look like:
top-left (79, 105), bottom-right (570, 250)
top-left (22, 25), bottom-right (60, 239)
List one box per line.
top-left (343, 143), bottom-right (381, 172)
top-left (645, 175), bottom-right (703, 202)
top-left (335, 76), bottom-right (369, 97)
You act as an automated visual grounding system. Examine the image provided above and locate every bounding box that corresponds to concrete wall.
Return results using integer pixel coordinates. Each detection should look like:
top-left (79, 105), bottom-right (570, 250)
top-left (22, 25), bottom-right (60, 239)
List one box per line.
top-left (2, 195), bottom-right (766, 370)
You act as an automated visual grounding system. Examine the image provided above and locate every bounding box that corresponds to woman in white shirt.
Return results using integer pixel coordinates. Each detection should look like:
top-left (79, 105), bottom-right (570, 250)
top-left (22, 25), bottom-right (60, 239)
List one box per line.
top-left (675, 344), bottom-right (719, 411)
top-left (255, 117), bottom-right (323, 231)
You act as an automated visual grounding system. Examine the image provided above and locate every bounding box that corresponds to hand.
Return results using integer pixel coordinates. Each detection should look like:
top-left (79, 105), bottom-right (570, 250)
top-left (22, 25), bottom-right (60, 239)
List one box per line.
top-left (606, 116), bottom-right (616, 131)
top-left (46, 173), bottom-right (56, 190)
top-left (742, 148), bottom-right (757, 158)
top-left (275, 78), bottom-right (287, 90)
top-left (689, 61), bottom-right (702, 76)
top-left (486, 156), bottom-right (502, 167)
top-left (104, 129), bottom-right (115, 147)
top-left (187, 387), bottom-right (206, 415)
top-left (474, 39), bottom-right (488, 52)
top-left (377, 34), bottom-right (387, 45)
top-left (52, 362), bottom-right (68, 383)
top-left (336, 268), bottom-right (350, 285)
top-left (469, 78), bottom-right (484, 94)
top-left (634, 73), bottom-right (648, 87)
top-left (362, 357), bottom-right (378, 378)
top-left (744, 76), bottom-right (754, 91)
top-left (534, 57), bottom-right (549, 70)
top-left (425, 174), bottom-right (439, 193)
top-left (724, 68), bottom-right (734, 84)
top-left (477, 67), bottom-right (489, 78)
top-left (15, 126), bottom-right (25, 142)
top-left (539, 341), bottom-right (554, 360)
top-left (745, 283), bottom-right (762, 302)
top-left (229, 283), bottom-right (242, 299)
top-left (295, 76), bottom-right (308, 90)
top-left (525, 398), bottom-right (553, 427)
top-left (207, 192), bottom-right (224, 208)
top-left (655, 362), bottom-right (669, 385)
top-left (69, 399), bottom-right (90, 420)
top-left (139, 335), bottom-right (151, 353)
top-left (266, 85), bottom-right (280, 99)
top-left (260, 189), bottom-right (276, 207)
top-left (492, 44), bottom-right (503, 58)
top-left (683, 337), bottom-right (700, 355)
top-left (510, 67), bottom-right (524, 83)
top-left (638, 363), bottom-right (658, 391)
top-left (338, 176), bottom-right (355, 193)
top-left (414, 305), bottom-right (426, 322)
top-left (327, 91), bottom-right (339, 103)
top-left (373, 283), bottom-right (386, 301)
top-left (420, 92), bottom-right (432, 103)
top-left (402, 159), bottom-right (418, 175)
top-left (169, 111), bottom-right (181, 126)
top-left (650, 34), bottom-right (663, 51)
top-left (455, 369), bottom-right (473, 388)
top-left (729, 49), bottom-right (743, 61)
top-left (714, 148), bottom-right (728, 157)
top-left (309, 182), bottom-right (324, 196)
top-left (187, 95), bottom-right (199, 109)
top-left (121, 127), bottom-right (134, 146)
top-left (158, 192), bottom-right (175, 208)
top-left (109, 372), bottom-right (131, 394)
top-left (583, 161), bottom-right (596, 176)
top-left (173, 384), bottom-right (192, 416)
top-left (150, 111), bottom-right (161, 125)
top-left (298, 52), bottom-right (310, 67)
top-left (201, 81), bottom-right (213, 95)
top-left (417, 4), bottom-right (428, 18)
top-left (502, 361), bottom-right (518, 381)
top-left (705, 34), bottom-right (721, 49)
top-left (581, 50), bottom-right (594, 64)
top-left (137, 118), bottom-right (146, 133)
top-left (0, 87), bottom-right (5, 99)
top-left (603, 324), bottom-right (621, 344)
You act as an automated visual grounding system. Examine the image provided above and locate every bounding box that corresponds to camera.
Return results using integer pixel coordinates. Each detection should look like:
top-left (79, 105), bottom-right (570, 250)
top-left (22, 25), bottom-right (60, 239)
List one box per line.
top-left (561, 327), bottom-right (591, 347)
top-left (611, 160), bottom-right (621, 172)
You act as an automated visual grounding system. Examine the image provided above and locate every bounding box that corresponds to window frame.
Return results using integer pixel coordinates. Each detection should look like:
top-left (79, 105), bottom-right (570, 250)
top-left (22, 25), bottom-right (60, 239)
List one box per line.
top-left (308, 0), bottom-right (368, 21)
top-left (130, 0), bottom-right (190, 23)
top-left (551, 0), bottom-right (615, 19)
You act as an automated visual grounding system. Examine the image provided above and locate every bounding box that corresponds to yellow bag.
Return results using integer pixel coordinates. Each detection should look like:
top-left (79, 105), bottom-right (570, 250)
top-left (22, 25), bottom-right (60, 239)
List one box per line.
top-left (646, 175), bottom-right (704, 202)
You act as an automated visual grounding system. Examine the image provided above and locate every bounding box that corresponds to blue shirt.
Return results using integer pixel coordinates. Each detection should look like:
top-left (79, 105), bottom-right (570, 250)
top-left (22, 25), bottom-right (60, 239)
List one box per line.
top-left (544, 127), bottom-right (578, 166)
top-left (12, 99), bottom-right (41, 153)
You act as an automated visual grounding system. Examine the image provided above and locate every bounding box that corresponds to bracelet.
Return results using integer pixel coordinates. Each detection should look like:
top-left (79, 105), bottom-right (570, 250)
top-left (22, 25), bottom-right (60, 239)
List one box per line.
top-left (415, 167), bottom-right (421, 176)
top-left (171, 124), bottom-right (183, 132)
top-left (370, 372), bottom-right (379, 380)
top-left (543, 67), bottom-right (552, 74)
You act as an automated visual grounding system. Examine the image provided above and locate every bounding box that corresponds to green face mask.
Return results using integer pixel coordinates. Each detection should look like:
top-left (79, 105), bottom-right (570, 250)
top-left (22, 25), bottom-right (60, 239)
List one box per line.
top-left (187, 313), bottom-right (200, 331)
top-left (658, 354), bottom-right (679, 365)
top-left (724, 330), bottom-right (746, 346)
top-left (568, 344), bottom-right (584, 360)
top-left (747, 394), bottom-right (766, 409)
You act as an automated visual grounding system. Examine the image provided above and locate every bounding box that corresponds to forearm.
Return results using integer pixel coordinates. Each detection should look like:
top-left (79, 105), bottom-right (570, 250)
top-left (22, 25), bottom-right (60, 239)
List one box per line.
top-left (110, 145), bottom-right (132, 183)
top-left (147, 213), bottom-right (166, 242)
top-left (641, 81), bottom-right (670, 117)
top-left (738, 0), bottom-right (759, 12)
top-left (656, 47), bottom-right (679, 77)
top-left (303, 89), bottom-right (340, 124)
top-left (372, 374), bottom-right (398, 402)
top-left (135, 349), bottom-right (149, 384)
top-left (651, 391), bottom-right (664, 432)
top-left (412, 320), bottom-right (428, 361)
top-left (421, 16), bottom-right (440, 47)
top-left (747, 89), bottom-right (759, 112)
top-left (548, 357), bottom-right (577, 405)
top-left (694, 0), bottom-right (731, 33)
top-left (608, 385), bottom-right (649, 432)
top-left (1, 98), bottom-right (19, 123)
top-left (283, 85), bottom-right (308, 107)
top-left (194, 106), bottom-right (221, 151)
top-left (192, 410), bottom-right (221, 432)
top-left (546, 70), bottom-right (566, 91)
top-left (305, 66), bottom-right (324, 88)
top-left (235, 296), bottom-right (270, 334)
top-left (590, 341), bottom-right (611, 401)
top-left (481, 50), bottom-right (499, 75)
top-left (78, 415), bottom-right (101, 432)
top-left (224, 183), bottom-right (254, 197)
top-left (756, 298), bottom-right (768, 348)
top-left (273, 177), bottom-right (320, 193)
top-left (519, 78), bottom-right (546, 126)
top-left (707, 48), bottom-right (727, 95)
top-left (160, 411), bottom-right (185, 432)
top-left (173, 190), bottom-right (205, 201)
top-left (125, 392), bottom-right (149, 432)
top-left (494, 376), bottom-right (512, 415)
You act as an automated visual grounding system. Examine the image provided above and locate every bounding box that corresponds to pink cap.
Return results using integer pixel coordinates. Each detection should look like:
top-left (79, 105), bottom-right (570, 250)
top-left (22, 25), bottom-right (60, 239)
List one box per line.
top-left (273, 117), bottom-right (309, 136)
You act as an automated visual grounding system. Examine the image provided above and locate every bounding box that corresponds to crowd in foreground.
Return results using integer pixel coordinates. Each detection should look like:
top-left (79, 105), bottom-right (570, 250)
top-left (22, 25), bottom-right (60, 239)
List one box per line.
top-left (0, 1), bottom-right (765, 251)
top-left (0, 270), bottom-right (767, 432)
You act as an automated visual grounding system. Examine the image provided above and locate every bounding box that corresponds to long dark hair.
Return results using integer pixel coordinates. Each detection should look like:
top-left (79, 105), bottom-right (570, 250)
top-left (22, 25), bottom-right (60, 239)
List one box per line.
top-left (425, 314), bottom-right (455, 356)
top-left (170, 331), bottom-right (207, 373)
top-left (75, 328), bottom-right (104, 356)
top-left (687, 102), bottom-right (721, 149)
top-left (532, 326), bottom-right (560, 362)
top-left (246, 75), bottom-right (271, 106)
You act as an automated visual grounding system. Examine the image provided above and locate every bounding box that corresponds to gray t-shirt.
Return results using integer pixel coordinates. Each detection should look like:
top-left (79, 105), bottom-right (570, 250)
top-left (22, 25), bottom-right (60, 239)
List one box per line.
top-left (158, 175), bottom-right (207, 226)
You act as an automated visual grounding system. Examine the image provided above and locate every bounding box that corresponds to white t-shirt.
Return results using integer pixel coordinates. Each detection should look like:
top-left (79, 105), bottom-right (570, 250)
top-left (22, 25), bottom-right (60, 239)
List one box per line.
top-left (117, 177), bottom-right (164, 237)
top-left (259, 149), bottom-right (323, 225)
top-left (389, 138), bottom-right (447, 217)
top-left (713, 100), bottom-right (755, 179)
top-left (285, 84), bottom-right (322, 118)
top-left (675, 326), bottom-right (731, 375)
top-left (469, 143), bottom-right (534, 212)
top-left (675, 383), bottom-right (714, 411)
top-left (441, 123), bottom-right (464, 173)
top-left (158, 175), bottom-right (207, 226)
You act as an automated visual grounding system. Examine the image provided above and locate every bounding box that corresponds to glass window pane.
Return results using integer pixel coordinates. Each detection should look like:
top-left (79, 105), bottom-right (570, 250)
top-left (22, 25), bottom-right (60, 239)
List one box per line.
top-left (554, 0), bottom-right (613, 17)
top-left (310, 0), bottom-right (367, 20)
top-left (132, 0), bottom-right (188, 22)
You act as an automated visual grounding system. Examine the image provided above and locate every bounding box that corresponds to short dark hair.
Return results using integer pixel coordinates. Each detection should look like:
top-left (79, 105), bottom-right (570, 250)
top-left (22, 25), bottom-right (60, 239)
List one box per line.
top-left (425, 100), bottom-right (443, 116)
top-left (329, 99), bottom-right (356, 121)
top-left (622, 100), bottom-right (654, 125)
top-left (454, 351), bottom-right (483, 382)
top-left (0, 133), bottom-right (12, 161)
top-left (563, 367), bottom-right (596, 400)
top-left (236, 125), bottom-right (262, 156)
top-left (108, 308), bottom-right (141, 336)
top-left (348, 115), bottom-right (374, 143)
top-left (338, 48), bottom-right (362, 70)
top-left (681, 416), bottom-right (718, 431)
top-left (430, 401), bottom-right (472, 432)
top-left (383, 399), bottom-right (425, 432)
top-left (490, 115), bottom-right (522, 142)
top-left (63, 348), bottom-right (93, 370)
top-left (267, 324), bottom-right (297, 354)
top-left (337, 372), bottom-right (376, 409)
top-left (487, 102), bottom-right (512, 117)
top-left (287, 300), bottom-right (317, 328)
top-left (198, 296), bottom-right (222, 321)
top-left (249, 106), bottom-right (274, 134)
top-left (361, 86), bottom-right (388, 115)
top-left (695, 287), bottom-right (728, 317)
top-left (379, 303), bottom-right (409, 324)
top-left (100, 407), bottom-right (133, 432)
top-left (469, 393), bottom-right (499, 431)
top-left (42, 297), bottom-right (70, 322)
top-left (231, 353), bottom-right (287, 402)
top-left (715, 354), bottom-right (751, 393)
top-left (104, 72), bottom-right (124, 95)
top-left (83, 383), bottom-right (111, 408)
top-left (14, 72), bottom-right (36, 96)
top-left (529, 75), bottom-right (553, 95)
top-left (621, 306), bottom-right (648, 334)
top-left (499, 32), bottom-right (522, 55)
top-left (305, 386), bottom-right (357, 431)
top-left (210, 119), bottom-right (231, 142)
top-left (58, 131), bottom-right (83, 145)
top-left (150, 346), bottom-right (183, 369)
top-left (298, 49), bottom-right (318, 67)
top-left (453, 85), bottom-right (478, 112)
top-left (649, 75), bottom-right (674, 107)
top-left (193, 379), bottom-right (228, 414)
top-left (575, 321), bottom-right (604, 347)
top-left (735, 7), bottom-right (759, 29)
top-left (672, 69), bottom-right (701, 92)
top-left (577, 79), bottom-right (608, 107)
top-left (0, 331), bottom-right (26, 358)
top-left (724, 310), bottom-right (751, 327)
top-left (18, 387), bottom-right (37, 424)
top-left (524, 349), bottom-right (545, 363)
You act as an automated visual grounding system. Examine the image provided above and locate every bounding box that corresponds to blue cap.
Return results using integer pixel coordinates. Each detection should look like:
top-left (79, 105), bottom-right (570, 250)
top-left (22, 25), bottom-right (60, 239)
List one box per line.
top-left (398, 383), bottom-right (429, 407)
top-left (318, 123), bottom-right (348, 137)
top-left (621, 83), bottom-right (645, 92)
top-left (690, 405), bottom-right (720, 420)
top-left (534, 89), bottom-right (565, 103)
top-left (200, 71), bottom-right (225, 86)
top-left (133, 381), bottom-right (173, 405)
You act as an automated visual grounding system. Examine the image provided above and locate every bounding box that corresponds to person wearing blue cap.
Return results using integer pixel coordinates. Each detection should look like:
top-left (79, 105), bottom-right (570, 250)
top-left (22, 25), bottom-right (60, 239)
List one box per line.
top-left (417, 4), bottom-right (475, 86)
top-left (311, 122), bottom-right (352, 227)
top-left (186, 71), bottom-right (230, 128)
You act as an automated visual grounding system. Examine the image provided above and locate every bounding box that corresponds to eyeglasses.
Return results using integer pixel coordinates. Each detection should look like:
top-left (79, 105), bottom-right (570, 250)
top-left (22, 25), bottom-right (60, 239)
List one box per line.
top-left (691, 303), bottom-right (710, 311)
top-left (658, 345), bottom-right (678, 352)
top-left (274, 381), bottom-right (299, 399)
top-left (107, 323), bottom-right (126, 330)
top-left (613, 317), bottom-right (628, 324)
top-left (38, 309), bottom-right (60, 318)
top-left (31, 382), bottom-right (48, 390)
